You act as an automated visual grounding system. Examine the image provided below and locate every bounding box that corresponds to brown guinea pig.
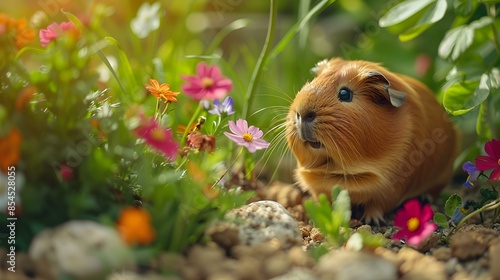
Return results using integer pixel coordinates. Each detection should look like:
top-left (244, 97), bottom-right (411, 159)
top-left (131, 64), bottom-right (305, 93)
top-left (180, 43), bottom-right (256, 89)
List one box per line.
top-left (286, 58), bottom-right (458, 222)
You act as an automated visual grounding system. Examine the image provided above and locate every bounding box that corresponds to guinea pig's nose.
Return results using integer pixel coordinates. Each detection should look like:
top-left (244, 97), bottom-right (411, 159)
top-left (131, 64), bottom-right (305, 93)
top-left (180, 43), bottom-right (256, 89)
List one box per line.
top-left (296, 111), bottom-right (316, 123)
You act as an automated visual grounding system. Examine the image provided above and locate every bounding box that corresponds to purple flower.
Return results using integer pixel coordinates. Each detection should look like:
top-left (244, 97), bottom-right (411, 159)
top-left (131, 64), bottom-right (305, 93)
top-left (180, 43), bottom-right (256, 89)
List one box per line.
top-left (208, 97), bottom-right (235, 116)
top-left (392, 199), bottom-right (437, 247)
top-left (462, 161), bottom-right (480, 188)
top-left (224, 119), bottom-right (270, 153)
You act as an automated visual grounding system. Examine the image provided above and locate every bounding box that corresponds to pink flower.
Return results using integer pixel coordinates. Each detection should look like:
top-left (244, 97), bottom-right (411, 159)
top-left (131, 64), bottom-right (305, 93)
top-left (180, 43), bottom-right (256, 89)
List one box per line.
top-left (224, 119), bottom-right (269, 153)
top-left (181, 62), bottom-right (233, 100)
top-left (134, 117), bottom-right (179, 160)
top-left (475, 139), bottom-right (500, 181)
top-left (39, 21), bottom-right (78, 47)
top-left (59, 165), bottom-right (73, 181)
top-left (392, 199), bottom-right (437, 247)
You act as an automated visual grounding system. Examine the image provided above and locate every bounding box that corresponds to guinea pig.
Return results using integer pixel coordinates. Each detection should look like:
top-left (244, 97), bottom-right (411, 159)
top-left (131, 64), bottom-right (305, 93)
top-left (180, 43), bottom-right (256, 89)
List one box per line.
top-left (286, 58), bottom-right (458, 222)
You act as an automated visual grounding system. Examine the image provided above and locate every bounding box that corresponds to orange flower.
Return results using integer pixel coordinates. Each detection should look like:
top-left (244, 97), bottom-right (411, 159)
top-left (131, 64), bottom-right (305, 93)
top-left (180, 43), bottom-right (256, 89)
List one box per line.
top-left (0, 128), bottom-right (22, 173)
top-left (117, 207), bottom-right (156, 245)
top-left (145, 79), bottom-right (180, 103)
top-left (16, 86), bottom-right (36, 111)
top-left (0, 14), bottom-right (34, 49)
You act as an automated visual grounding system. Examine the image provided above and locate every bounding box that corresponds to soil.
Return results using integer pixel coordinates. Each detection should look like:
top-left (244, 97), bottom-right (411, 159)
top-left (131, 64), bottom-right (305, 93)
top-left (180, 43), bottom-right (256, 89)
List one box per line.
top-left (1, 179), bottom-right (499, 280)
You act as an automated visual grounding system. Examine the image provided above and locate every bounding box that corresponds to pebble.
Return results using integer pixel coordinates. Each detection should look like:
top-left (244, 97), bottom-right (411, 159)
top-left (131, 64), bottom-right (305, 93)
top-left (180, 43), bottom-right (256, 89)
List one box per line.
top-left (397, 247), bottom-right (447, 280)
top-left (490, 242), bottom-right (500, 279)
top-left (450, 227), bottom-right (499, 260)
top-left (29, 220), bottom-right (131, 279)
top-left (270, 267), bottom-right (319, 280)
top-left (224, 200), bottom-right (303, 249)
top-left (316, 250), bottom-right (398, 280)
top-left (432, 247), bottom-right (452, 262)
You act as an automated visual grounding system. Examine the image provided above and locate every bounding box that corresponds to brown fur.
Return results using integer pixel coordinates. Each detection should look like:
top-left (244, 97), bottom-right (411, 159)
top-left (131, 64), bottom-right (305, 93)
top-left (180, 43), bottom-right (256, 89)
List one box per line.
top-left (286, 58), bottom-right (458, 221)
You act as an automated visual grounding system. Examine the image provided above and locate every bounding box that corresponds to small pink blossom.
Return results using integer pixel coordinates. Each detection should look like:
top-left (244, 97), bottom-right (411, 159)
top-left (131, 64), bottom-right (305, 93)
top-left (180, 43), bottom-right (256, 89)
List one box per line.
top-left (39, 21), bottom-right (78, 47)
top-left (181, 62), bottom-right (233, 101)
top-left (59, 165), bottom-right (73, 181)
top-left (224, 119), bottom-right (269, 153)
top-left (392, 199), bottom-right (437, 247)
top-left (134, 117), bottom-right (179, 160)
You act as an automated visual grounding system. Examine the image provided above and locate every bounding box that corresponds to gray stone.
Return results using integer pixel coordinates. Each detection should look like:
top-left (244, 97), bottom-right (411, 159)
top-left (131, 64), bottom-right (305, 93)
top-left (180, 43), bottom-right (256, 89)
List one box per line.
top-left (316, 250), bottom-right (398, 280)
top-left (225, 200), bottom-right (302, 249)
top-left (270, 267), bottom-right (319, 280)
top-left (29, 220), bottom-right (131, 279)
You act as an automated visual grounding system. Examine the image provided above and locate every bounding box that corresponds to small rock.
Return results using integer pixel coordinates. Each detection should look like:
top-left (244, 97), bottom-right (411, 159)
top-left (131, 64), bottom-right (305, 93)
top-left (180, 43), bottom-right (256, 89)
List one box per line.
top-left (450, 227), bottom-right (499, 260)
top-left (432, 247), bottom-right (452, 262)
top-left (445, 258), bottom-right (460, 276)
top-left (225, 200), bottom-right (302, 249)
top-left (316, 250), bottom-right (398, 280)
top-left (416, 233), bottom-right (440, 253)
top-left (309, 227), bottom-right (323, 243)
top-left (288, 246), bottom-right (314, 268)
top-left (356, 225), bottom-right (372, 234)
top-left (205, 222), bottom-right (240, 250)
top-left (29, 220), bottom-right (131, 279)
top-left (270, 267), bottom-right (319, 280)
top-left (187, 244), bottom-right (226, 277)
top-left (397, 247), bottom-right (447, 280)
top-left (262, 251), bottom-right (292, 278)
top-left (490, 242), bottom-right (500, 280)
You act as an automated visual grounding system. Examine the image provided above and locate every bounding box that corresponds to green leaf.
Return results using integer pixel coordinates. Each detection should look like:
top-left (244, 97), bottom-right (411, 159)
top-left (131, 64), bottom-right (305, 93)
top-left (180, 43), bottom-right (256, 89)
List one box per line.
top-left (266, 0), bottom-right (336, 65)
top-left (433, 212), bottom-right (449, 228)
top-left (438, 25), bottom-right (474, 60)
top-left (445, 194), bottom-right (463, 217)
top-left (333, 189), bottom-right (351, 222)
top-left (379, 0), bottom-right (435, 27)
top-left (398, 0), bottom-right (447, 41)
top-left (476, 102), bottom-right (492, 140)
top-left (454, 0), bottom-right (479, 17)
top-left (443, 78), bottom-right (489, 115)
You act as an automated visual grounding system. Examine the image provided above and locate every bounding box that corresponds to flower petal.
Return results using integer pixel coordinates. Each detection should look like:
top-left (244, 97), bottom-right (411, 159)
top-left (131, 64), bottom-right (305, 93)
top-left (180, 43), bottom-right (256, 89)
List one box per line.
top-left (484, 139), bottom-right (500, 161)
top-left (403, 199), bottom-right (421, 218)
top-left (235, 119), bottom-right (249, 134)
top-left (490, 167), bottom-right (500, 181)
top-left (475, 155), bottom-right (498, 171)
top-left (251, 138), bottom-right (270, 149)
top-left (420, 204), bottom-right (434, 222)
top-left (224, 132), bottom-right (245, 145)
top-left (406, 222), bottom-right (437, 247)
top-left (393, 209), bottom-right (409, 228)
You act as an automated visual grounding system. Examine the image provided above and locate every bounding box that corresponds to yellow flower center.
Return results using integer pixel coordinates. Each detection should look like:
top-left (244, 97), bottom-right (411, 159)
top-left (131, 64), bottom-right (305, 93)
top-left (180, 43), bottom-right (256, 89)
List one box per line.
top-left (498, 158), bottom-right (500, 165)
top-left (201, 77), bottom-right (214, 88)
top-left (150, 128), bottom-right (165, 141)
top-left (407, 217), bottom-right (420, 232)
top-left (243, 133), bottom-right (253, 142)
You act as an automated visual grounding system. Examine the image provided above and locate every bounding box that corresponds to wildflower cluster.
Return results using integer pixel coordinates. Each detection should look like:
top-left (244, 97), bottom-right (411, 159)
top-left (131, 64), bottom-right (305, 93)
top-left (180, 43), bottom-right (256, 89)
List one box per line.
top-left (0, 2), bottom-right (271, 261)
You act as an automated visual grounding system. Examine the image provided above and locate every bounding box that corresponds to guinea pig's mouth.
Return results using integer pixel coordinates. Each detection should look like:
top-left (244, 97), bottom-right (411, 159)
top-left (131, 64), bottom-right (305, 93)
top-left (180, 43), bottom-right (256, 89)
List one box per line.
top-left (307, 141), bottom-right (322, 149)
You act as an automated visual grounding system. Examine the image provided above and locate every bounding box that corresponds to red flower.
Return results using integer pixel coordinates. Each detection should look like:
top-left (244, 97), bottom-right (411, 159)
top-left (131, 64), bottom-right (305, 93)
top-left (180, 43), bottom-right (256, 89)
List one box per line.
top-left (392, 199), bottom-right (437, 247)
top-left (475, 139), bottom-right (500, 181)
top-left (134, 117), bottom-right (179, 160)
top-left (181, 62), bottom-right (232, 100)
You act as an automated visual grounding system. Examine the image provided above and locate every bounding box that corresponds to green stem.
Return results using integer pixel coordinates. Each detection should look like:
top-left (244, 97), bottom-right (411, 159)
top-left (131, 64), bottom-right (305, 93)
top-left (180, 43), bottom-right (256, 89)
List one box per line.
top-left (488, 5), bottom-right (500, 56)
top-left (242, 0), bottom-right (277, 120)
top-left (181, 102), bottom-right (203, 143)
top-left (212, 147), bottom-right (244, 188)
top-left (454, 198), bottom-right (500, 231)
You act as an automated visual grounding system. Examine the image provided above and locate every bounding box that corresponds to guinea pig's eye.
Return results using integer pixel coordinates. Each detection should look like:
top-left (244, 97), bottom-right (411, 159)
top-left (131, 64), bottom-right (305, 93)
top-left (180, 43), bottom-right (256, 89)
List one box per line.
top-left (338, 87), bottom-right (353, 102)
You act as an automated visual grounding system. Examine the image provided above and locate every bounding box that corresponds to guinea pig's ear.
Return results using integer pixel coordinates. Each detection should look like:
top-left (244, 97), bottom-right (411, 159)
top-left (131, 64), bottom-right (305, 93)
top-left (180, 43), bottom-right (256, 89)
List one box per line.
top-left (311, 59), bottom-right (329, 76)
top-left (366, 71), bottom-right (407, 108)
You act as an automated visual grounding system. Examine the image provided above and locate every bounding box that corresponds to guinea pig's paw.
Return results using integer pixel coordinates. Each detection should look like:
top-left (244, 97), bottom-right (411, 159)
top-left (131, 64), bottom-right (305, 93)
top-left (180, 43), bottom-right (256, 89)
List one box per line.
top-left (361, 208), bottom-right (386, 226)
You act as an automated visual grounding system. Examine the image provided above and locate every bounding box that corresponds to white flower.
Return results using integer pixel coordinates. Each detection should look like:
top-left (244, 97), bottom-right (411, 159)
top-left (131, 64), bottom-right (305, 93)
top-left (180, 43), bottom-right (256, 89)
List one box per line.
top-left (130, 2), bottom-right (161, 38)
